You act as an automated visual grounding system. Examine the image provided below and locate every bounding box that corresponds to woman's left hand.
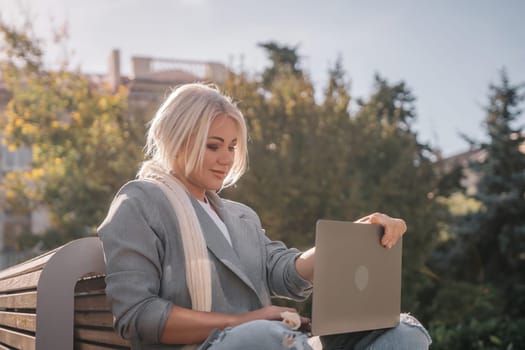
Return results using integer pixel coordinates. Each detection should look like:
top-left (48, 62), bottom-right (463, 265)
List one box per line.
top-left (356, 212), bottom-right (407, 249)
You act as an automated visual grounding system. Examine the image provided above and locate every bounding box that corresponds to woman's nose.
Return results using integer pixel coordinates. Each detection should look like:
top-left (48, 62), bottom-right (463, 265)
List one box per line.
top-left (218, 150), bottom-right (234, 165)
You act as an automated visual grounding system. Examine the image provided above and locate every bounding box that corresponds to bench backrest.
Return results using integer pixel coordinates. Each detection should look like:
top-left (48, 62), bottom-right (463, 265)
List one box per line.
top-left (0, 237), bottom-right (130, 350)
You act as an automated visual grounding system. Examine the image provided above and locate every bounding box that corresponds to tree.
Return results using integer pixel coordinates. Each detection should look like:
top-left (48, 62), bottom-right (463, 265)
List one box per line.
top-left (454, 70), bottom-right (525, 316)
top-left (223, 46), bottom-right (322, 248)
top-left (0, 22), bottom-right (144, 247)
top-left (348, 75), bottom-right (443, 317)
top-left (257, 41), bottom-right (302, 88)
top-left (224, 46), bottom-right (443, 318)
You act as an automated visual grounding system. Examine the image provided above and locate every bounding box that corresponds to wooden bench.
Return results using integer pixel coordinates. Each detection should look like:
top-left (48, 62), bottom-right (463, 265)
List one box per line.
top-left (0, 237), bottom-right (322, 350)
top-left (0, 237), bottom-right (130, 350)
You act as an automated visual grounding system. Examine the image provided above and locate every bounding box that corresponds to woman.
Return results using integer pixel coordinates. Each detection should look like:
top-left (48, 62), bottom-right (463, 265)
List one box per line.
top-left (98, 83), bottom-right (431, 349)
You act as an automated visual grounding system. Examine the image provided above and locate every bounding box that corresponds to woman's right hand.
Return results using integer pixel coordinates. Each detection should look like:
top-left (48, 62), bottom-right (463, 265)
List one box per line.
top-left (159, 304), bottom-right (312, 344)
top-left (234, 306), bottom-right (311, 328)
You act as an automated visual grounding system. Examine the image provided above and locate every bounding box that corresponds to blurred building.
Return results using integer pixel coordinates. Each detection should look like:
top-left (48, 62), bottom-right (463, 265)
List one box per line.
top-left (436, 137), bottom-right (525, 195)
top-left (0, 49), bottom-right (228, 252)
top-left (435, 148), bottom-right (486, 195)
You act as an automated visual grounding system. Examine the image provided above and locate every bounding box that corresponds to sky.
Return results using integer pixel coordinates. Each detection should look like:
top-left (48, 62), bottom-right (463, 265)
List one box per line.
top-left (1, 0), bottom-right (524, 157)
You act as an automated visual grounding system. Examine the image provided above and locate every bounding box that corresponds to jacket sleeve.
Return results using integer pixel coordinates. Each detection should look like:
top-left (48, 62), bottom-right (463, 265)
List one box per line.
top-left (97, 182), bottom-right (172, 344)
top-left (229, 200), bottom-right (313, 301)
top-left (264, 235), bottom-right (313, 301)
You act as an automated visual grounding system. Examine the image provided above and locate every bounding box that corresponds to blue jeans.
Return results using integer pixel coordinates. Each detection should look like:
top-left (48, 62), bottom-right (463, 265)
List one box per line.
top-left (201, 313), bottom-right (431, 350)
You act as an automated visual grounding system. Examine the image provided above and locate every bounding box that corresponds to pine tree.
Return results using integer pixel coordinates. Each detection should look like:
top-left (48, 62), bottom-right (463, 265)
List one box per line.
top-left (458, 70), bottom-right (525, 316)
top-left (257, 41), bottom-right (302, 88)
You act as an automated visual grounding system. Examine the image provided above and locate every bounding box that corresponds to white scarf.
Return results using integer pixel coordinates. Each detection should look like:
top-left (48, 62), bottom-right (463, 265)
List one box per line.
top-left (140, 163), bottom-right (212, 348)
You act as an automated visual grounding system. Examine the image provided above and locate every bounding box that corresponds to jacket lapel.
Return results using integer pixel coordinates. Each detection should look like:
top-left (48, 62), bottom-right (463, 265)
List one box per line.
top-left (191, 194), bottom-right (261, 301)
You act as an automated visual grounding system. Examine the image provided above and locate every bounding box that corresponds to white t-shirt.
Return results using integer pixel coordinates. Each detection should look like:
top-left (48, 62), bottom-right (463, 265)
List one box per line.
top-left (198, 198), bottom-right (233, 246)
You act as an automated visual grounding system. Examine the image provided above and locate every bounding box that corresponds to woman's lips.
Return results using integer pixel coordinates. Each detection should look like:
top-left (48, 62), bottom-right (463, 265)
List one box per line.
top-left (211, 170), bottom-right (227, 178)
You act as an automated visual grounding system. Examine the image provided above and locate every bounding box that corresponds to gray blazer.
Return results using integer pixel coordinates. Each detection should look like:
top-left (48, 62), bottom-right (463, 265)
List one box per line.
top-left (98, 180), bottom-right (312, 349)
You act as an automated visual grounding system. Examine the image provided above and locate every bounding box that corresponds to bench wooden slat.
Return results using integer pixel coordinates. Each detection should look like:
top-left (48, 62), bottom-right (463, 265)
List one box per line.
top-left (0, 326), bottom-right (35, 350)
top-left (0, 291), bottom-right (37, 310)
top-left (75, 328), bottom-right (130, 347)
top-left (75, 294), bottom-right (110, 312)
top-left (0, 311), bottom-right (36, 332)
top-left (75, 312), bottom-right (113, 328)
top-left (76, 276), bottom-right (106, 294)
top-left (0, 249), bottom-right (56, 281)
top-left (0, 270), bottom-right (41, 293)
top-left (75, 340), bottom-right (131, 349)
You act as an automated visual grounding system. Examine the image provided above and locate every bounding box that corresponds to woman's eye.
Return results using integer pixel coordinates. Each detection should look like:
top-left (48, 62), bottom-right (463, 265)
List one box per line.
top-left (207, 144), bottom-right (236, 152)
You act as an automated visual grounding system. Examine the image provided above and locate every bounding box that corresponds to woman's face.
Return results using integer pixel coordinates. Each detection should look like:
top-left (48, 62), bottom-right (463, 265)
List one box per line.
top-left (174, 114), bottom-right (238, 201)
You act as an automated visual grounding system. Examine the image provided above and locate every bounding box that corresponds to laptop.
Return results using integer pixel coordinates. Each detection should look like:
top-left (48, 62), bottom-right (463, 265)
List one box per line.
top-left (311, 219), bottom-right (402, 336)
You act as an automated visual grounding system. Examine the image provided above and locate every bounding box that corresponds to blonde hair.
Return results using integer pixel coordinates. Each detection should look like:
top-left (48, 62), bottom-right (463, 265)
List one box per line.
top-left (138, 83), bottom-right (248, 188)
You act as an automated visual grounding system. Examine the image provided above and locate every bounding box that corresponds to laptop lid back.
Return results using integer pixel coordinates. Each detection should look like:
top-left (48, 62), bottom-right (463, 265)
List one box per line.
top-left (311, 219), bottom-right (402, 336)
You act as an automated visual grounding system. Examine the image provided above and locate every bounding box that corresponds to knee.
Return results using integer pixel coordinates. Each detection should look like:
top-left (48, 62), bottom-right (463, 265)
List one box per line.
top-left (394, 314), bottom-right (432, 349)
top-left (370, 314), bottom-right (432, 350)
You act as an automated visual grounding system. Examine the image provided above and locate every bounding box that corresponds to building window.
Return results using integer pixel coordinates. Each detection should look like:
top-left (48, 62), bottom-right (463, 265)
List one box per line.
top-left (0, 143), bottom-right (32, 172)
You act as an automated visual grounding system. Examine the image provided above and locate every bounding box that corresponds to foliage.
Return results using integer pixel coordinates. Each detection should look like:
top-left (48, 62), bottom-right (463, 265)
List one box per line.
top-left (0, 22), bottom-right (144, 246)
top-left (224, 44), bottom-right (443, 319)
top-left (429, 318), bottom-right (525, 350)
top-left (257, 41), bottom-right (302, 88)
top-left (348, 75), bottom-right (444, 316)
top-left (425, 70), bottom-right (525, 345)
top-left (452, 70), bottom-right (525, 315)
top-left (223, 54), bottom-right (323, 248)
top-left (426, 281), bottom-right (504, 327)
top-left (435, 163), bottom-right (465, 197)
top-left (428, 193), bottom-right (483, 283)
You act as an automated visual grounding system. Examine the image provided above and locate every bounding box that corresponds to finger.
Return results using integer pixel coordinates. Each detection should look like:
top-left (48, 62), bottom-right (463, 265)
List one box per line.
top-left (381, 236), bottom-right (394, 249)
top-left (369, 212), bottom-right (389, 225)
top-left (284, 307), bottom-right (297, 313)
top-left (373, 214), bottom-right (398, 248)
top-left (367, 214), bottom-right (391, 246)
top-left (381, 226), bottom-right (393, 247)
top-left (381, 234), bottom-right (391, 248)
top-left (278, 307), bottom-right (298, 315)
top-left (382, 224), bottom-right (405, 248)
top-left (355, 214), bottom-right (372, 223)
top-left (382, 223), bottom-right (400, 246)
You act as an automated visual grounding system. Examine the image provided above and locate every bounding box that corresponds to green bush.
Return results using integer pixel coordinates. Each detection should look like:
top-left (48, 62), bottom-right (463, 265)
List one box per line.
top-left (429, 318), bottom-right (525, 350)
top-left (427, 281), bottom-right (503, 327)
